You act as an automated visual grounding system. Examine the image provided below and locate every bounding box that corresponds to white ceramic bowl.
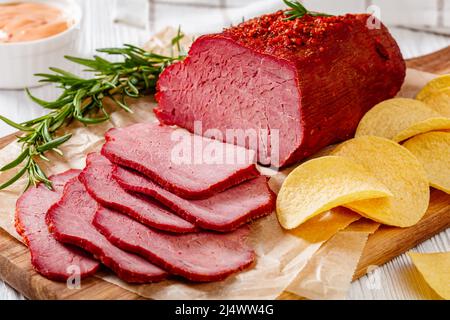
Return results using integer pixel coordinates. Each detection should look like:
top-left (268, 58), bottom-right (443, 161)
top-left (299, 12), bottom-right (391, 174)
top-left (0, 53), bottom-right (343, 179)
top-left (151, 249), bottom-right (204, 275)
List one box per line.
top-left (0, 0), bottom-right (82, 89)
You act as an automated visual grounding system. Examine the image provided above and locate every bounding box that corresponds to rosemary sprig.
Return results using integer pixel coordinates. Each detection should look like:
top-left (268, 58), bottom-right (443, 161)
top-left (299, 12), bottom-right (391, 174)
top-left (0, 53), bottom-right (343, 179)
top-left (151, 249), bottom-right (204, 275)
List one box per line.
top-left (283, 0), bottom-right (332, 20)
top-left (0, 33), bottom-right (185, 191)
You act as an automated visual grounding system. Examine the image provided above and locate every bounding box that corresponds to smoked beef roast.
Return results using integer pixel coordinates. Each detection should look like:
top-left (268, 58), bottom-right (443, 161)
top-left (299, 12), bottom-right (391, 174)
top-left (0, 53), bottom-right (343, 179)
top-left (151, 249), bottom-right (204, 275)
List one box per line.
top-left (155, 12), bottom-right (406, 167)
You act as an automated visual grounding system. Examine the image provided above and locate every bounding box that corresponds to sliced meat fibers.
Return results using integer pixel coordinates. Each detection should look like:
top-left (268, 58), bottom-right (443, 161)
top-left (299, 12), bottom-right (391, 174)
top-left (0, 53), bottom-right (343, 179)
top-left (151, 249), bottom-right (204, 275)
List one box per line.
top-left (94, 207), bottom-right (255, 282)
top-left (101, 122), bottom-right (259, 199)
top-left (15, 170), bottom-right (99, 282)
top-left (79, 153), bottom-right (196, 233)
top-left (114, 166), bottom-right (275, 232)
top-left (47, 177), bottom-right (167, 283)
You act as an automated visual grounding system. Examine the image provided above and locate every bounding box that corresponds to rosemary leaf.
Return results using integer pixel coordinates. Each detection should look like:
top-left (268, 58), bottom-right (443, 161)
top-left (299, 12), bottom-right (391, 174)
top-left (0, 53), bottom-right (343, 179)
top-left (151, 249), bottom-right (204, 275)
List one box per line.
top-left (36, 133), bottom-right (73, 153)
top-left (0, 115), bottom-right (34, 132)
top-left (0, 161), bottom-right (29, 190)
top-left (283, 0), bottom-right (332, 20)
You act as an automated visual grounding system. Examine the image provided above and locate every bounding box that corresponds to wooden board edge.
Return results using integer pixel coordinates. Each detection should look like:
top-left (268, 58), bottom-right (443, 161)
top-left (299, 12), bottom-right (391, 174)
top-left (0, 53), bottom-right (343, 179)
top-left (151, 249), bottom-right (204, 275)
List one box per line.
top-left (0, 229), bottom-right (141, 300)
top-left (354, 190), bottom-right (450, 280)
top-left (405, 46), bottom-right (450, 74)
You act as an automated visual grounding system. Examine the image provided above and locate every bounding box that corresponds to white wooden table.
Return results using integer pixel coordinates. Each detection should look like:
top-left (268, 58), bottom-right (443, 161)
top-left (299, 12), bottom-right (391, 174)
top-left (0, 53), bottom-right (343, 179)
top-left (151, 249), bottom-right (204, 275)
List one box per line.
top-left (0, 0), bottom-right (449, 300)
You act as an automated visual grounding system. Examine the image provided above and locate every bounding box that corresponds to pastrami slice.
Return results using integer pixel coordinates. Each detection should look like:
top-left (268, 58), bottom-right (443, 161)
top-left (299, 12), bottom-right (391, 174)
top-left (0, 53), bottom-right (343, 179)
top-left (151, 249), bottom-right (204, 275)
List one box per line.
top-left (114, 166), bottom-right (275, 232)
top-left (79, 153), bottom-right (196, 233)
top-left (101, 122), bottom-right (259, 199)
top-left (47, 177), bottom-right (167, 283)
top-left (15, 170), bottom-right (99, 282)
top-left (94, 207), bottom-right (255, 282)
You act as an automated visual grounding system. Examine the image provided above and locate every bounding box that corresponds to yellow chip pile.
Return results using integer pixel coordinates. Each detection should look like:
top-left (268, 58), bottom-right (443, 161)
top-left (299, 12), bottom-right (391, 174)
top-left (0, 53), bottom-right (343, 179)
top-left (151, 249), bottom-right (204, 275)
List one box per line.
top-left (276, 75), bottom-right (449, 230)
top-left (408, 252), bottom-right (450, 300)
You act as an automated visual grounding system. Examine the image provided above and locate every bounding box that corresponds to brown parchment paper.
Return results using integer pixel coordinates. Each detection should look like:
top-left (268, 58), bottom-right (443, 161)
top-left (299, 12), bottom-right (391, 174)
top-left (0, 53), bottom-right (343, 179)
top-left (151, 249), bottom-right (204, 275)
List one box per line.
top-left (0, 28), bottom-right (439, 299)
top-left (287, 219), bottom-right (380, 300)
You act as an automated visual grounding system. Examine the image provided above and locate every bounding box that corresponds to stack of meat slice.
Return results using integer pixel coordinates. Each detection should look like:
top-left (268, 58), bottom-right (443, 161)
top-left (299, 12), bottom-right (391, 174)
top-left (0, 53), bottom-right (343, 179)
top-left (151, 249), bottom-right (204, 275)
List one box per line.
top-left (16, 122), bottom-right (275, 283)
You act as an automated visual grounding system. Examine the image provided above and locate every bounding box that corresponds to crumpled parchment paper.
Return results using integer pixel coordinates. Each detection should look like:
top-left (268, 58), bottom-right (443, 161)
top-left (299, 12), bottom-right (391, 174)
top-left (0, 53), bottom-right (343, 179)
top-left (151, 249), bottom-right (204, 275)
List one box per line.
top-left (287, 219), bottom-right (380, 300)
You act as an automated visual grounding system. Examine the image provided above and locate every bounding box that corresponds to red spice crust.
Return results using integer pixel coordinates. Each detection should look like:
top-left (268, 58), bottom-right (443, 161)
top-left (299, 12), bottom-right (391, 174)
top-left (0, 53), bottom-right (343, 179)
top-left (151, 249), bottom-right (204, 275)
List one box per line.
top-left (223, 11), bottom-right (355, 55)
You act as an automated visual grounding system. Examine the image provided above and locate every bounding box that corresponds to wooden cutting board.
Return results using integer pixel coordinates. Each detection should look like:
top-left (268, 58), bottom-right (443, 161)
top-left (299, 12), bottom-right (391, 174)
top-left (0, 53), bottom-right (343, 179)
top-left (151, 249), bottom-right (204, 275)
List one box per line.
top-left (0, 47), bottom-right (449, 300)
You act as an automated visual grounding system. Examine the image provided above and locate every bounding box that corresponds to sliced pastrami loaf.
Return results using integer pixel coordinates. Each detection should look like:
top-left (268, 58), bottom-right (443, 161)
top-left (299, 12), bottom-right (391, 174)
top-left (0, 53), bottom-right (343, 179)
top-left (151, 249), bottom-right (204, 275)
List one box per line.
top-left (155, 12), bottom-right (406, 167)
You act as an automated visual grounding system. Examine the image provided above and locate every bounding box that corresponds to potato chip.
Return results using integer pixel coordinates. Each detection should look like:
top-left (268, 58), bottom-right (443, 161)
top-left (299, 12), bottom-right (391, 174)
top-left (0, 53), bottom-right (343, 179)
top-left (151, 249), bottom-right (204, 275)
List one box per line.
top-left (332, 136), bottom-right (429, 227)
top-left (276, 156), bottom-right (392, 229)
top-left (417, 89), bottom-right (450, 118)
top-left (416, 74), bottom-right (450, 101)
top-left (394, 117), bottom-right (450, 142)
top-left (403, 132), bottom-right (450, 193)
top-left (408, 251), bottom-right (450, 300)
top-left (355, 98), bottom-right (450, 142)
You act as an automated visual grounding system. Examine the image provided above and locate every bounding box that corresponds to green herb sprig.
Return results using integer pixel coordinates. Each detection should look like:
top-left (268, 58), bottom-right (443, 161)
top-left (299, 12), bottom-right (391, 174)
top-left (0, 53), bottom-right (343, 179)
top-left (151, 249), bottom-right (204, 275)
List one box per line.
top-left (283, 0), bottom-right (332, 20)
top-left (0, 32), bottom-right (185, 191)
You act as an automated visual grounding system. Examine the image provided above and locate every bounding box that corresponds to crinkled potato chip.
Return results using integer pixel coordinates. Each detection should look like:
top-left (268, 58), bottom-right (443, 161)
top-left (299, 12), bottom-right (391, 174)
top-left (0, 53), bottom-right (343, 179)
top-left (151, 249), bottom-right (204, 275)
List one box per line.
top-left (332, 136), bottom-right (430, 227)
top-left (416, 74), bottom-right (450, 101)
top-left (417, 89), bottom-right (450, 118)
top-left (355, 98), bottom-right (450, 142)
top-left (276, 156), bottom-right (392, 229)
top-left (408, 251), bottom-right (450, 300)
top-left (403, 132), bottom-right (450, 194)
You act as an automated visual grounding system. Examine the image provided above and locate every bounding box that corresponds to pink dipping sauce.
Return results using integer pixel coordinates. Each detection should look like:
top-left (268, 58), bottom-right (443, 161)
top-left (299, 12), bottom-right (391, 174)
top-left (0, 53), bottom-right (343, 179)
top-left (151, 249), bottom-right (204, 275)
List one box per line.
top-left (0, 2), bottom-right (70, 43)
